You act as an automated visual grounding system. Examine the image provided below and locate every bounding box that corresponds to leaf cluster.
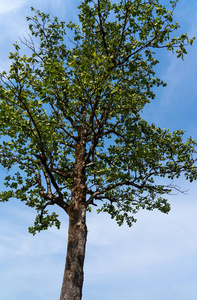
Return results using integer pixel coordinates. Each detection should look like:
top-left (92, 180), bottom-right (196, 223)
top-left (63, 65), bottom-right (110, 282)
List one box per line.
top-left (0, 0), bottom-right (196, 232)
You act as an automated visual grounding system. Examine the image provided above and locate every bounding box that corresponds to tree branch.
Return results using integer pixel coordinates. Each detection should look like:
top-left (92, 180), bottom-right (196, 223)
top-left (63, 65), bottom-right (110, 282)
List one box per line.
top-left (97, 0), bottom-right (109, 56)
top-left (39, 201), bottom-right (54, 225)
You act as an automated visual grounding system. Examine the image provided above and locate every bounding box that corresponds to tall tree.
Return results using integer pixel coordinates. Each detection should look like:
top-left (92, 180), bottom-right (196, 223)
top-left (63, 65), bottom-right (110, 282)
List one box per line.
top-left (0, 0), bottom-right (196, 299)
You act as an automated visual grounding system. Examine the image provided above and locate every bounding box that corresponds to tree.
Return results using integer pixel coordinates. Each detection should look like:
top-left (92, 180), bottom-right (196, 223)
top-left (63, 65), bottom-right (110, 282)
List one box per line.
top-left (0, 0), bottom-right (196, 299)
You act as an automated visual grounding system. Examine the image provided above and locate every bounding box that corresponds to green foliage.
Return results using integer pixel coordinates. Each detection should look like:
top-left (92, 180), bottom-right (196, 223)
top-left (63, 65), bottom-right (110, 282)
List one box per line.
top-left (0, 0), bottom-right (196, 233)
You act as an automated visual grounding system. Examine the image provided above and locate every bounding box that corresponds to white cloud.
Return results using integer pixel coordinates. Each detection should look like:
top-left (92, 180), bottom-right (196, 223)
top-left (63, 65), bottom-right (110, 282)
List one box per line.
top-left (1, 180), bottom-right (197, 299)
top-left (0, 1), bottom-right (197, 299)
top-left (0, 0), bottom-right (26, 14)
top-left (83, 189), bottom-right (197, 299)
top-left (0, 202), bottom-right (67, 300)
top-left (86, 194), bottom-right (197, 267)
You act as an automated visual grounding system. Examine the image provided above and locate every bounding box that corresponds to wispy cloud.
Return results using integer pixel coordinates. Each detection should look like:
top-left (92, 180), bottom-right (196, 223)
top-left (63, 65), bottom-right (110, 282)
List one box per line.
top-left (0, 0), bottom-right (26, 15)
top-left (2, 191), bottom-right (197, 300)
top-left (0, 1), bottom-right (197, 300)
top-left (0, 202), bottom-right (67, 300)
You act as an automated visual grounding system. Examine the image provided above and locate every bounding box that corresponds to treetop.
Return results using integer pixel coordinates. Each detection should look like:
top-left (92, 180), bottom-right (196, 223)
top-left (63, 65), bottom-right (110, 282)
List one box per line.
top-left (0, 0), bottom-right (196, 234)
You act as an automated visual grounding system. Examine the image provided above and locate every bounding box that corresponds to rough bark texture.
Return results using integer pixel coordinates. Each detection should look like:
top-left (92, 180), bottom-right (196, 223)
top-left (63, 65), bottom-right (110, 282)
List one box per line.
top-left (60, 130), bottom-right (87, 300)
top-left (60, 205), bottom-right (87, 300)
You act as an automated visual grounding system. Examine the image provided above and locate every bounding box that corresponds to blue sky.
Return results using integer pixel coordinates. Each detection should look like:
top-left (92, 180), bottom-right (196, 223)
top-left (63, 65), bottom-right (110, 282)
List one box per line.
top-left (1, 0), bottom-right (197, 299)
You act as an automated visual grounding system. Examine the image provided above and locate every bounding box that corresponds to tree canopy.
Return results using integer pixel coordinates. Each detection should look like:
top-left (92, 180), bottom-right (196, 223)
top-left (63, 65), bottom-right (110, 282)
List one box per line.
top-left (0, 0), bottom-right (196, 233)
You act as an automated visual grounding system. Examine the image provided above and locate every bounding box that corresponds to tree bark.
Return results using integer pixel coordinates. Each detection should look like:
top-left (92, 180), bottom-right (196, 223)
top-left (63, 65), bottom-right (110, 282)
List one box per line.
top-left (60, 130), bottom-right (87, 300)
top-left (60, 204), bottom-right (87, 300)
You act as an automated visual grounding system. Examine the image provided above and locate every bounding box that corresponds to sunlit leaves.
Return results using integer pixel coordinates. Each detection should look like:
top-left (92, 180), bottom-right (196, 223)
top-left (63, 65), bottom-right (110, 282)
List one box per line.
top-left (0, 0), bottom-right (196, 232)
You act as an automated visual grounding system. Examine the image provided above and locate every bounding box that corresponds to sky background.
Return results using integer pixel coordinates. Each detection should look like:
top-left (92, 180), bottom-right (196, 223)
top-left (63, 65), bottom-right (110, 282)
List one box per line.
top-left (0, 0), bottom-right (197, 299)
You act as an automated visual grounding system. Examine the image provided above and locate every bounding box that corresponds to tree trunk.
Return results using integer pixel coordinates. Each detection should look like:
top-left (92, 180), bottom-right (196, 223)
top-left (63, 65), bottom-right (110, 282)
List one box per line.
top-left (60, 130), bottom-right (87, 300)
top-left (60, 204), bottom-right (87, 300)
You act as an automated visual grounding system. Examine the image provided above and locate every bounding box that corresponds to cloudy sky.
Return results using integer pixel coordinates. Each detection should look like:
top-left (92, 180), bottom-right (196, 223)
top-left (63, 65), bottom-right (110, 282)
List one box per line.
top-left (1, 0), bottom-right (197, 299)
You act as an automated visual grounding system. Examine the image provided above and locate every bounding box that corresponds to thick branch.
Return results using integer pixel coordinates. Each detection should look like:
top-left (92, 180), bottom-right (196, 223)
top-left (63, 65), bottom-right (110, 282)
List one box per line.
top-left (34, 153), bottom-right (65, 201)
top-left (50, 167), bottom-right (73, 179)
top-left (97, 0), bottom-right (109, 56)
top-left (35, 166), bottom-right (69, 212)
top-left (50, 101), bottom-right (77, 144)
